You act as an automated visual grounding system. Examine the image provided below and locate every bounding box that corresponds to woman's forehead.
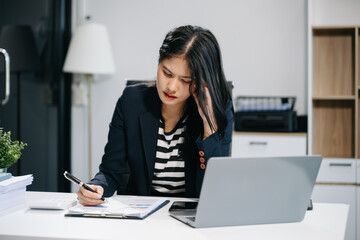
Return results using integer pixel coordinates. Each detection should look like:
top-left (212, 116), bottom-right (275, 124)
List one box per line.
top-left (160, 56), bottom-right (191, 77)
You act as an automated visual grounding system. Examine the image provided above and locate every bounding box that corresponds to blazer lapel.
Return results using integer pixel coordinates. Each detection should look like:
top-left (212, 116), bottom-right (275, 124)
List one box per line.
top-left (139, 88), bottom-right (161, 186)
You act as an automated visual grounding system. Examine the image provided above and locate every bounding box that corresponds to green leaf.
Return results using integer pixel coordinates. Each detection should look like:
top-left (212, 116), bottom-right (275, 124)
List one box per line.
top-left (0, 128), bottom-right (28, 168)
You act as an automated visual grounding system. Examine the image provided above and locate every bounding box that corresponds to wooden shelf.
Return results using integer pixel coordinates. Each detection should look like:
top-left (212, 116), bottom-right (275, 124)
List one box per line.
top-left (312, 27), bottom-right (358, 159)
top-left (313, 100), bottom-right (355, 158)
top-left (358, 29), bottom-right (360, 158)
top-left (358, 29), bottom-right (360, 86)
top-left (312, 96), bottom-right (356, 100)
top-left (313, 26), bottom-right (358, 30)
top-left (313, 28), bottom-right (355, 97)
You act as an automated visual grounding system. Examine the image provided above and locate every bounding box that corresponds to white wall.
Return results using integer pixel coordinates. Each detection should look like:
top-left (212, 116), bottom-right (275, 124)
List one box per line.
top-left (71, 0), bottom-right (307, 189)
top-left (310, 0), bottom-right (360, 26)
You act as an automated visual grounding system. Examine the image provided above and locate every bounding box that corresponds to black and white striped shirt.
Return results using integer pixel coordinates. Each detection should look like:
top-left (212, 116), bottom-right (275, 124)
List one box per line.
top-left (151, 116), bottom-right (187, 195)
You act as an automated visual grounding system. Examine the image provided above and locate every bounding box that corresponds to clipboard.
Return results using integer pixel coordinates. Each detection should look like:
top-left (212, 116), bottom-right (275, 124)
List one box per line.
top-left (64, 197), bottom-right (169, 220)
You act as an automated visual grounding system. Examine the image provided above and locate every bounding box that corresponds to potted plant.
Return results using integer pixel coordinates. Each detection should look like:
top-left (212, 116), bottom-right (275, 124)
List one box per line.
top-left (0, 128), bottom-right (27, 172)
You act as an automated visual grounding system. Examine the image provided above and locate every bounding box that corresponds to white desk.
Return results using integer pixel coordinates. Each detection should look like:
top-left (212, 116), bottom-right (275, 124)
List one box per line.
top-left (0, 191), bottom-right (349, 240)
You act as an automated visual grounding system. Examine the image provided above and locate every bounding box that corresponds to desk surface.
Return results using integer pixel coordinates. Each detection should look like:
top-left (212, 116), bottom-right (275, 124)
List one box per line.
top-left (0, 191), bottom-right (349, 240)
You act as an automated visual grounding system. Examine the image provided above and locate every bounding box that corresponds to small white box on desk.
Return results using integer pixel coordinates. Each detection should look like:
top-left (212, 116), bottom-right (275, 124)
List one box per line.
top-left (27, 198), bottom-right (77, 210)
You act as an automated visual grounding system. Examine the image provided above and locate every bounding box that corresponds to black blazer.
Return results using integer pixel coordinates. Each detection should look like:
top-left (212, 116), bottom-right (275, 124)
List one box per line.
top-left (89, 84), bottom-right (233, 198)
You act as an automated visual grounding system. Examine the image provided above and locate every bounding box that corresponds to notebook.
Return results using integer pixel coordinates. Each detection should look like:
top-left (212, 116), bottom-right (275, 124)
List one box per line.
top-left (169, 155), bottom-right (322, 228)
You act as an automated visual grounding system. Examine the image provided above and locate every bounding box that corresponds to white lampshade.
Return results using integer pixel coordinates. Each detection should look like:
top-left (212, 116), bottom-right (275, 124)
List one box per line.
top-left (63, 23), bottom-right (115, 74)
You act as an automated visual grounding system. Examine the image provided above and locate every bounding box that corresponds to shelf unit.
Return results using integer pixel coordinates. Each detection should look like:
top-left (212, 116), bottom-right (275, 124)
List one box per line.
top-left (312, 27), bottom-right (359, 159)
top-left (310, 26), bottom-right (360, 240)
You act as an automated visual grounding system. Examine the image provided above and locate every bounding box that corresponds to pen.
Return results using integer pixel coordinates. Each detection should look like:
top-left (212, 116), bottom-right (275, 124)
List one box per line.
top-left (63, 171), bottom-right (107, 202)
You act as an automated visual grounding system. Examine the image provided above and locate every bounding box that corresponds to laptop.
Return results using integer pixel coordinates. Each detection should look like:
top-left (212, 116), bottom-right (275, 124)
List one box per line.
top-left (169, 155), bottom-right (322, 228)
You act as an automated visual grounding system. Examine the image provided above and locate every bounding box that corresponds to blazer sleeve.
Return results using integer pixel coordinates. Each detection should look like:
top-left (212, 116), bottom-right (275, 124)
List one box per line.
top-left (196, 100), bottom-right (233, 157)
top-left (88, 92), bottom-right (129, 197)
top-left (194, 100), bottom-right (234, 193)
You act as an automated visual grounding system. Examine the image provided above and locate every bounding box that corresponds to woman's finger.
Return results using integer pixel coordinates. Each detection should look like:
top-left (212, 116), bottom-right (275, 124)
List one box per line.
top-left (77, 192), bottom-right (103, 206)
top-left (81, 185), bottom-right (103, 199)
top-left (76, 185), bottom-right (105, 206)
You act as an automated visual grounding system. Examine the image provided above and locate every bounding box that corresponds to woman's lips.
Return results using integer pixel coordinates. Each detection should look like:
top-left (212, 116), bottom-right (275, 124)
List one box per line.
top-left (164, 92), bottom-right (177, 100)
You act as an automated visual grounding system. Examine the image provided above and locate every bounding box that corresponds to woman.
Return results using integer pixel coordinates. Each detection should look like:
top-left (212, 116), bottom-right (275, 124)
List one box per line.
top-left (77, 25), bottom-right (233, 206)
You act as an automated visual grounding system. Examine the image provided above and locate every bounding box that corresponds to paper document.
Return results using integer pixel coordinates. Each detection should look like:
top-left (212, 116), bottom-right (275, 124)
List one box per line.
top-left (0, 174), bottom-right (33, 192)
top-left (65, 196), bottom-right (169, 219)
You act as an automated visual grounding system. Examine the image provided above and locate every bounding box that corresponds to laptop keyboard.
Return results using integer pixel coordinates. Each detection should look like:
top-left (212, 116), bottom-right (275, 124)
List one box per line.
top-left (186, 216), bottom-right (196, 222)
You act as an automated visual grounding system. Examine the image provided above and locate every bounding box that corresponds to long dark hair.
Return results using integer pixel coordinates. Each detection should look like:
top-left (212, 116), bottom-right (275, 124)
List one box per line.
top-left (159, 25), bottom-right (231, 139)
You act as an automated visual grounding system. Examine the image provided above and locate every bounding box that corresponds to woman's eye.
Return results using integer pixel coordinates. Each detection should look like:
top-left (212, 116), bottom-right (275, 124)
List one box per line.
top-left (164, 71), bottom-right (172, 77)
top-left (182, 79), bottom-right (191, 84)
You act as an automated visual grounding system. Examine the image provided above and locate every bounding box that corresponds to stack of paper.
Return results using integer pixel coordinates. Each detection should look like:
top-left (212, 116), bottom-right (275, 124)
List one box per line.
top-left (0, 174), bottom-right (33, 215)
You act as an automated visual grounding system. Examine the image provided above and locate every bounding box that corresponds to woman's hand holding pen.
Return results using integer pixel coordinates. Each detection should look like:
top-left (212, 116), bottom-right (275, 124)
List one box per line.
top-left (76, 184), bottom-right (105, 206)
top-left (192, 84), bottom-right (217, 140)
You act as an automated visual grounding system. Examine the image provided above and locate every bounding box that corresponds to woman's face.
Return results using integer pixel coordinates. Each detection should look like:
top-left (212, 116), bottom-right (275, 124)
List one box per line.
top-left (156, 56), bottom-right (193, 109)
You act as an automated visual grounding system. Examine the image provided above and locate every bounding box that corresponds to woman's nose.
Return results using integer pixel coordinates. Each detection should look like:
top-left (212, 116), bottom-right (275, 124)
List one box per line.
top-left (167, 78), bottom-right (178, 93)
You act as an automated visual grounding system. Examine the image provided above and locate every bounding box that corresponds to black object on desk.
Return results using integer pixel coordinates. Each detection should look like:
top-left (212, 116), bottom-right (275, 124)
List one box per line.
top-left (234, 96), bottom-right (297, 132)
top-left (307, 199), bottom-right (313, 211)
top-left (235, 110), bottom-right (297, 132)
